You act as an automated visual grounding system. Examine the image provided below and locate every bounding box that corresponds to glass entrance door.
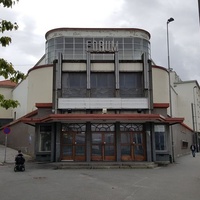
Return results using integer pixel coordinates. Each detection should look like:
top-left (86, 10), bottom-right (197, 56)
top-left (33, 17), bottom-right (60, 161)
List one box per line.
top-left (61, 124), bottom-right (86, 161)
top-left (91, 132), bottom-right (115, 161)
top-left (120, 124), bottom-right (146, 161)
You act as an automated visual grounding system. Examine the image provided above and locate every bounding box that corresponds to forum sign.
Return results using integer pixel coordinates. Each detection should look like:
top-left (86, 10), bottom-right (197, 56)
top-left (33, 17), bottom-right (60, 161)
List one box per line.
top-left (86, 40), bottom-right (118, 53)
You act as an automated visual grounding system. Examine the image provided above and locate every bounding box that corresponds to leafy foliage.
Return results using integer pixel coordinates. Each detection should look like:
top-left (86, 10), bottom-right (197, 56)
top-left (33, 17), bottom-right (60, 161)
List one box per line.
top-left (0, 20), bottom-right (18, 46)
top-left (0, 0), bottom-right (25, 109)
top-left (0, 59), bottom-right (26, 81)
top-left (0, 94), bottom-right (19, 109)
top-left (0, 0), bottom-right (19, 8)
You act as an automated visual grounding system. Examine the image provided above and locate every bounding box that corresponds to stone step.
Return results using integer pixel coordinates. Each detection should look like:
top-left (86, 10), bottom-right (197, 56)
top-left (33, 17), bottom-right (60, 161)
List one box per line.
top-left (52, 162), bottom-right (158, 169)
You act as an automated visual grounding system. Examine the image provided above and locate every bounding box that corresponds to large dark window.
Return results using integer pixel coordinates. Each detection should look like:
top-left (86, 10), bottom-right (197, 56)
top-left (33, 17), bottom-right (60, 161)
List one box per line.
top-left (119, 72), bottom-right (143, 97)
top-left (62, 72), bottom-right (87, 97)
top-left (155, 125), bottom-right (167, 151)
top-left (39, 125), bottom-right (51, 152)
top-left (91, 72), bottom-right (115, 97)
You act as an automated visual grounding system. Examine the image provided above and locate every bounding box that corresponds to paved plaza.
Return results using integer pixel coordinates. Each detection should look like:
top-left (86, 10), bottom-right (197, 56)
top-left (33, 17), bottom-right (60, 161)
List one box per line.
top-left (0, 145), bottom-right (200, 200)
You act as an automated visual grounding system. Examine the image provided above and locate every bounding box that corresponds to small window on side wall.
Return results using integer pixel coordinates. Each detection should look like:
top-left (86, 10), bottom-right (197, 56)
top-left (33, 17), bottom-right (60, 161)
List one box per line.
top-left (155, 125), bottom-right (167, 151)
top-left (39, 125), bottom-right (52, 152)
top-left (182, 141), bottom-right (188, 149)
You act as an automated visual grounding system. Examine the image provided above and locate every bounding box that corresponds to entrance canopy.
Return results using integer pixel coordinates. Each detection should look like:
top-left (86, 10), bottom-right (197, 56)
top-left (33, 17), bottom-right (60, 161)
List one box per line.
top-left (21, 113), bottom-right (184, 125)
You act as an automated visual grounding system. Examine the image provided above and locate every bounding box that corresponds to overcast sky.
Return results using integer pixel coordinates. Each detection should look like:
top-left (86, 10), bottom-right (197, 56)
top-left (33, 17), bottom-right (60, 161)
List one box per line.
top-left (0, 0), bottom-right (200, 83)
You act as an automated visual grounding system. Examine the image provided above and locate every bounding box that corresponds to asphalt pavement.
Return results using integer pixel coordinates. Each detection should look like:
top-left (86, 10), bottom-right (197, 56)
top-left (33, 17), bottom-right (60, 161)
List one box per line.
top-left (0, 145), bottom-right (200, 200)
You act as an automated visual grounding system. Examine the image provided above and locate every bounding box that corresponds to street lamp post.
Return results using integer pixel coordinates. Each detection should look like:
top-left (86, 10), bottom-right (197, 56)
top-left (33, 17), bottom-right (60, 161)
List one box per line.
top-left (193, 86), bottom-right (198, 152)
top-left (167, 17), bottom-right (174, 74)
top-left (167, 17), bottom-right (174, 162)
top-left (198, 0), bottom-right (200, 24)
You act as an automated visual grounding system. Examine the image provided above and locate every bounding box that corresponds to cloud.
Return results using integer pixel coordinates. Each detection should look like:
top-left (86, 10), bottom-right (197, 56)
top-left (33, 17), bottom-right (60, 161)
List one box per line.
top-left (107, 0), bottom-right (200, 82)
top-left (1, 0), bottom-right (200, 83)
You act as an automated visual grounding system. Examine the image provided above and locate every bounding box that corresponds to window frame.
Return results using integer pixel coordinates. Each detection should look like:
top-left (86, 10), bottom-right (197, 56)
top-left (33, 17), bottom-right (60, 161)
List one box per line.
top-left (38, 125), bottom-right (52, 152)
top-left (154, 125), bottom-right (168, 152)
top-left (119, 72), bottom-right (143, 97)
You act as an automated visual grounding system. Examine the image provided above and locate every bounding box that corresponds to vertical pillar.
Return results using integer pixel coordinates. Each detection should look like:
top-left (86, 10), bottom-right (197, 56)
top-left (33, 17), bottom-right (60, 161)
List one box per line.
top-left (55, 122), bottom-right (61, 162)
top-left (86, 52), bottom-right (91, 97)
top-left (50, 122), bottom-right (61, 162)
top-left (142, 53), bottom-right (153, 113)
top-left (34, 124), bottom-right (39, 158)
top-left (116, 122), bottom-right (121, 162)
top-left (86, 122), bottom-right (91, 162)
top-left (51, 123), bottom-right (56, 162)
top-left (151, 123), bottom-right (156, 162)
top-left (114, 51), bottom-right (119, 97)
top-left (142, 53), bottom-right (149, 90)
top-left (53, 53), bottom-right (62, 114)
top-left (145, 123), bottom-right (153, 162)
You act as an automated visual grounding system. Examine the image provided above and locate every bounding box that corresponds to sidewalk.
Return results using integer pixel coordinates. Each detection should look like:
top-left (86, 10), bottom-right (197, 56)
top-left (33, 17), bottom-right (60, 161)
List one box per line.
top-left (1, 148), bottom-right (200, 200)
top-left (0, 145), bottom-right (32, 165)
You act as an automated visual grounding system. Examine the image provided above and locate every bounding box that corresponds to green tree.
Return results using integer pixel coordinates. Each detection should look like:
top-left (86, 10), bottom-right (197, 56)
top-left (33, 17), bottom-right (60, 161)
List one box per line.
top-left (0, 0), bottom-right (25, 109)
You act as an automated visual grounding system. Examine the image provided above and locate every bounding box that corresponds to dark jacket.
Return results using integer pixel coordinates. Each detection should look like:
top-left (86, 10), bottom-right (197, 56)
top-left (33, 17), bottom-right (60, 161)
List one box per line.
top-left (15, 153), bottom-right (25, 165)
top-left (190, 145), bottom-right (196, 151)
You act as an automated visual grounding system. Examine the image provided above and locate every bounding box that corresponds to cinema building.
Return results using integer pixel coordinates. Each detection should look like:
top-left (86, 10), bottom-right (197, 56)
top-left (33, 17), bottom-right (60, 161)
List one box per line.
top-left (0, 28), bottom-right (195, 163)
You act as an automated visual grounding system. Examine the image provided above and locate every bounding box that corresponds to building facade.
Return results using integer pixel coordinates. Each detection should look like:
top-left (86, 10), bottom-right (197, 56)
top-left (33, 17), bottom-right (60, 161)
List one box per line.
top-left (0, 80), bottom-right (17, 126)
top-left (0, 28), bottom-right (196, 163)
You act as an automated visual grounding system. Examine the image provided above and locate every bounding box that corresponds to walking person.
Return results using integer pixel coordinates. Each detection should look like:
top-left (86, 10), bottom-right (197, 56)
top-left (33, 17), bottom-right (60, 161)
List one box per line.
top-left (190, 144), bottom-right (196, 157)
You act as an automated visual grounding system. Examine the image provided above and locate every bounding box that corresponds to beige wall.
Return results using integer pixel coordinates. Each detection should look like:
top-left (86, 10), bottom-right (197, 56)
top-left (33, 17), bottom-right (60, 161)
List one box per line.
top-left (0, 87), bottom-right (13, 118)
top-left (27, 67), bottom-right (53, 113)
top-left (173, 81), bottom-right (198, 130)
top-left (173, 124), bottom-right (193, 158)
top-left (152, 68), bottom-right (197, 130)
top-left (13, 78), bottom-right (28, 119)
top-left (152, 67), bottom-right (169, 104)
top-left (11, 66), bottom-right (53, 119)
top-left (62, 63), bottom-right (143, 72)
top-left (63, 63), bottom-right (85, 71)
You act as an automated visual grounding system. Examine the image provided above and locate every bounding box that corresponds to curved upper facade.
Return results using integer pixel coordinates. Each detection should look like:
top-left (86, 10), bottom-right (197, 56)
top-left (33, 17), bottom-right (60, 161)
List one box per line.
top-left (45, 28), bottom-right (151, 64)
top-left (152, 66), bottom-right (169, 104)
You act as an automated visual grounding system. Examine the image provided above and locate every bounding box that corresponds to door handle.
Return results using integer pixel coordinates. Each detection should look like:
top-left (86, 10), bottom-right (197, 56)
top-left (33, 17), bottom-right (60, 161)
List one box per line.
top-left (74, 142), bottom-right (77, 144)
top-left (104, 142), bottom-right (106, 144)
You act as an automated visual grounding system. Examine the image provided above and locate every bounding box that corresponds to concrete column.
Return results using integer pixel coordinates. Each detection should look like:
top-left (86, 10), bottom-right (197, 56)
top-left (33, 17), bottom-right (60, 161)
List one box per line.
top-left (55, 122), bottom-right (61, 162)
top-left (151, 124), bottom-right (156, 162)
top-left (116, 122), bottom-right (121, 162)
top-left (51, 122), bottom-right (61, 162)
top-left (145, 123), bottom-right (153, 162)
top-left (86, 122), bottom-right (91, 162)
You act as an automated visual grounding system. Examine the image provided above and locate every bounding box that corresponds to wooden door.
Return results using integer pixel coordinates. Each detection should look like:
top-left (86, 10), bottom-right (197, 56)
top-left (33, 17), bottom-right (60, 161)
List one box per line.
top-left (91, 132), bottom-right (115, 161)
top-left (61, 131), bottom-right (86, 161)
top-left (121, 131), bottom-right (146, 161)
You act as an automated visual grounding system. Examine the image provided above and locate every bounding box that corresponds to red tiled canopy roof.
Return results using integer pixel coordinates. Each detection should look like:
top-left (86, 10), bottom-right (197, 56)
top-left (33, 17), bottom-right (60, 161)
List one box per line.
top-left (21, 113), bottom-right (184, 125)
top-left (0, 80), bottom-right (17, 87)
